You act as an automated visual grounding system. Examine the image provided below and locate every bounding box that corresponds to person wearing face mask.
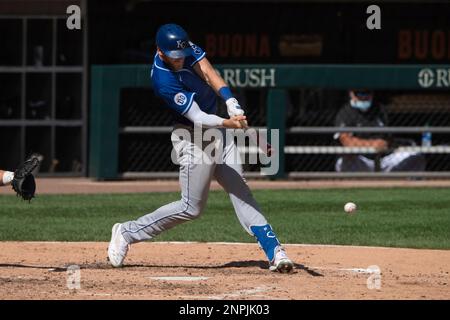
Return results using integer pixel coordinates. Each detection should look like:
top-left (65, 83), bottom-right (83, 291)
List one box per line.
top-left (334, 89), bottom-right (426, 172)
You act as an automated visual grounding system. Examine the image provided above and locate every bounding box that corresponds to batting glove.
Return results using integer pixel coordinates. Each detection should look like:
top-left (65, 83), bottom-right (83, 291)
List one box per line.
top-left (225, 98), bottom-right (244, 117)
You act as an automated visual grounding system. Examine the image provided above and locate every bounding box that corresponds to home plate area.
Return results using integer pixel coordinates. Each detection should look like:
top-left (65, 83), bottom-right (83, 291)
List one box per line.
top-left (0, 241), bottom-right (448, 299)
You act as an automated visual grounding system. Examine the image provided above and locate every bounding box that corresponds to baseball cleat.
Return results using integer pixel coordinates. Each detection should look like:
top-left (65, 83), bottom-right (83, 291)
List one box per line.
top-left (107, 223), bottom-right (129, 267)
top-left (269, 246), bottom-right (294, 273)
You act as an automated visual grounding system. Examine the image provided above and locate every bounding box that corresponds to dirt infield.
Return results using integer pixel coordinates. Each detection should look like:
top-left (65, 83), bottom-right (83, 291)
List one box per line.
top-left (0, 242), bottom-right (449, 300)
top-left (1, 178), bottom-right (449, 300)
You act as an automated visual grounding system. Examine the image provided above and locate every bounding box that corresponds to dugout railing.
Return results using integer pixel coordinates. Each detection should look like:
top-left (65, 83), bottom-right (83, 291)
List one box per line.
top-left (90, 64), bottom-right (450, 180)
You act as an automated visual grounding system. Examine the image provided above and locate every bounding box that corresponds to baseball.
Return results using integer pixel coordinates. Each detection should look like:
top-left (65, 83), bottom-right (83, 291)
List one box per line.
top-left (344, 202), bottom-right (357, 213)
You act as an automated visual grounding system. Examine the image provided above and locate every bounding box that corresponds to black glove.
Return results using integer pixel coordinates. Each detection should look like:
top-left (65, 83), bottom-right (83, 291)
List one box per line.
top-left (11, 155), bottom-right (40, 201)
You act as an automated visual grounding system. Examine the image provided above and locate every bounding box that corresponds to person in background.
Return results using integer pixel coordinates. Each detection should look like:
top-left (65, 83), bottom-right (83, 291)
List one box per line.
top-left (334, 89), bottom-right (426, 172)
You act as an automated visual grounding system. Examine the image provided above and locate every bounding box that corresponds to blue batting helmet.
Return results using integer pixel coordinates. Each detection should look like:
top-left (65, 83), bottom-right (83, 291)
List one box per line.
top-left (156, 24), bottom-right (192, 59)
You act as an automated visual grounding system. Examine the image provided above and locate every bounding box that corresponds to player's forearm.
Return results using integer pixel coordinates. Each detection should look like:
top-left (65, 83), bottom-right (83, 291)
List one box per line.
top-left (184, 101), bottom-right (246, 129)
top-left (340, 135), bottom-right (387, 149)
top-left (208, 71), bottom-right (227, 94)
top-left (340, 135), bottom-right (371, 147)
top-left (184, 101), bottom-right (225, 128)
top-left (195, 58), bottom-right (243, 117)
top-left (204, 66), bottom-right (227, 93)
top-left (187, 111), bottom-right (225, 128)
top-left (196, 58), bottom-right (227, 93)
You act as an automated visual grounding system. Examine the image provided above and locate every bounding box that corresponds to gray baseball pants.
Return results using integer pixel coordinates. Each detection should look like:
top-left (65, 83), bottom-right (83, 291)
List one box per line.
top-left (121, 127), bottom-right (268, 243)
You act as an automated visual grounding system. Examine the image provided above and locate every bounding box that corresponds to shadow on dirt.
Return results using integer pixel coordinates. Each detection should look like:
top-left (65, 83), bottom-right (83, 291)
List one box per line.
top-left (0, 260), bottom-right (323, 276)
top-left (0, 264), bottom-right (67, 272)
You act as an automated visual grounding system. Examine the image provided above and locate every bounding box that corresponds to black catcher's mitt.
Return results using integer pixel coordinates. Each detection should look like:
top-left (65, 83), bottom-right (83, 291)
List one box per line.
top-left (11, 155), bottom-right (40, 201)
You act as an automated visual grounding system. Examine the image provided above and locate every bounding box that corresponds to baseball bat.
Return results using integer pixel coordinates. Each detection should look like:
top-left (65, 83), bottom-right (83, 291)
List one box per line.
top-left (239, 120), bottom-right (273, 156)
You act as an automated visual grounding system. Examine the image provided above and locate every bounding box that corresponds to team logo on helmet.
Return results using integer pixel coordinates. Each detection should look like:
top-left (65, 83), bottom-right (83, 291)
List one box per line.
top-left (174, 93), bottom-right (187, 106)
top-left (176, 40), bottom-right (189, 49)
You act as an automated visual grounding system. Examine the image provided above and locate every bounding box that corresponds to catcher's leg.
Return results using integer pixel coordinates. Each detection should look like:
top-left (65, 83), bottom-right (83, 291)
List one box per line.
top-left (120, 131), bottom-right (216, 243)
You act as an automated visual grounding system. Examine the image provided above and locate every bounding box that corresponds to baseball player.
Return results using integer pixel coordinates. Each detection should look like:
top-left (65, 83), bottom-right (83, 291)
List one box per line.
top-left (108, 23), bottom-right (294, 273)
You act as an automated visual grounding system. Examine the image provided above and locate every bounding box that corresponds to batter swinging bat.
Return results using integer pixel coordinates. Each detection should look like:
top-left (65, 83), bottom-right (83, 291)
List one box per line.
top-left (240, 120), bottom-right (273, 156)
